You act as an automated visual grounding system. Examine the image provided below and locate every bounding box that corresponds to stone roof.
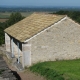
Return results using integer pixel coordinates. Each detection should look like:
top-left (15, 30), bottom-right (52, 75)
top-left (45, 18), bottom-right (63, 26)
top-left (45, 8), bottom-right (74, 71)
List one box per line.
top-left (4, 13), bottom-right (65, 42)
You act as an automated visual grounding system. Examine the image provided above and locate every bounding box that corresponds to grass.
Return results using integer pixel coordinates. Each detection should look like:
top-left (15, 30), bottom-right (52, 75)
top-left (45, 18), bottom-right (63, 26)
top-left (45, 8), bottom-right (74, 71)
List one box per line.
top-left (0, 13), bottom-right (9, 19)
top-left (29, 59), bottom-right (80, 80)
top-left (0, 12), bottom-right (33, 19)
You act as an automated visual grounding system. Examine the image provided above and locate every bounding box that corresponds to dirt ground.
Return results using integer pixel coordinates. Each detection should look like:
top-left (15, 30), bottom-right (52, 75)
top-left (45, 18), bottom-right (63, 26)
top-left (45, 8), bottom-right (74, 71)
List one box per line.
top-left (0, 46), bottom-right (46, 80)
top-left (0, 19), bottom-right (8, 22)
top-left (3, 56), bottom-right (46, 80)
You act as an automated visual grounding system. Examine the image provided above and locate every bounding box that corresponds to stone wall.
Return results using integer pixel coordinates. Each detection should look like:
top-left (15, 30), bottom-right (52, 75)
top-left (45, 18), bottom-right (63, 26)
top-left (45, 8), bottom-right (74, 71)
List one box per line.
top-left (13, 39), bottom-right (22, 57)
top-left (13, 39), bottom-right (23, 64)
top-left (28, 17), bottom-right (80, 64)
top-left (5, 33), bottom-right (23, 64)
top-left (5, 33), bottom-right (11, 52)
top-left (0, 55), bottom-right (17, 80)
top-left (22, 43), bottom-right (31, 68)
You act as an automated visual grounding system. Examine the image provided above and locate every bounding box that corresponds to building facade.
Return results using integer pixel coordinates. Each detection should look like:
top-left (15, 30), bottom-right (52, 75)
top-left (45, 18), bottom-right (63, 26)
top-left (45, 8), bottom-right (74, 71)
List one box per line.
top-left (4, 13), bottom-right (80, 68)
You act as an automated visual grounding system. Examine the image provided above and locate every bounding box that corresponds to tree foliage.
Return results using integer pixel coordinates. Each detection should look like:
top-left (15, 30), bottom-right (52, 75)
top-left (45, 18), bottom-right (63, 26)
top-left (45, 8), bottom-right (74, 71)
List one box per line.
top-left (5, 12), bottom-right (24, 27)
top-left (0, 12), bottom-right (24, 45)
top-left (55, 10), bottom-right (80, 23)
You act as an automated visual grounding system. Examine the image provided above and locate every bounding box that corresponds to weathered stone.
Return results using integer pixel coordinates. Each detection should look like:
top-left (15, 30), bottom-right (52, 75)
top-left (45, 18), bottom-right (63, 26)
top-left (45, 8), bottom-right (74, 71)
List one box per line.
top-left (4, 16), bottom-right (80, 68)
top-left (28, 17), bottom-right (80, 64)
top-left (0, 55), bottom-right (17, 80)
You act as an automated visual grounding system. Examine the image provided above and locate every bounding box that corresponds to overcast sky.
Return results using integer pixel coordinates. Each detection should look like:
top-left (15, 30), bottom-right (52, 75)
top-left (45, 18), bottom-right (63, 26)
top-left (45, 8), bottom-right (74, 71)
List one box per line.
top-left (0, 0), bottom-right (80, 7)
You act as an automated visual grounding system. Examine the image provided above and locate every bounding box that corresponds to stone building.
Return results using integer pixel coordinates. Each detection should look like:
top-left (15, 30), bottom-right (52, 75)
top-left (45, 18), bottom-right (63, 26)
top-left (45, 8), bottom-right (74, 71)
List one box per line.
top-left (4, 13), bottom-right (80, 68)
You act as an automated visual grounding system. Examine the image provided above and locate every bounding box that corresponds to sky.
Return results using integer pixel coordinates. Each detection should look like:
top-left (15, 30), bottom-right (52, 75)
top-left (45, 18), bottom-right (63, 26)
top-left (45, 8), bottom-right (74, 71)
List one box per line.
top-left (0, 0), bottom-right (80, 7)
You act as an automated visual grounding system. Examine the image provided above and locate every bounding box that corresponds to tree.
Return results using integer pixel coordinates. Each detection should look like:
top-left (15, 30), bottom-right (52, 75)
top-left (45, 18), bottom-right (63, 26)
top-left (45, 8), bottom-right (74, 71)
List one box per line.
top-left (5, 12), bottom-right (24, 27)
top-left (55, 10), bottom-right (80, 24)
top-left (0, 12), bottom-right (24, 45)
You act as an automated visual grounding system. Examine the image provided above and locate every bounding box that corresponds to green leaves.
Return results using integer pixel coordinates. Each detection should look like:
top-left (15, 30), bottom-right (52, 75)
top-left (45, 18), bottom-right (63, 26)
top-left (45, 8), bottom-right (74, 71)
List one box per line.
top-left (0, 12), bottom-right (24, 45)
top-left (56, 10), bottom-right (80, 24)
top-left (6, 12), bottom-right (24, 27)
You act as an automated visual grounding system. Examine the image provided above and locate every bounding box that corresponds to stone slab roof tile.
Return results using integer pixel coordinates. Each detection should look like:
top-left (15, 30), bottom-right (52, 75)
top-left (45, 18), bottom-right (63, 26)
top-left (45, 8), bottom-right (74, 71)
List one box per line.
top-left (4, 13), bottom-right (65, 42)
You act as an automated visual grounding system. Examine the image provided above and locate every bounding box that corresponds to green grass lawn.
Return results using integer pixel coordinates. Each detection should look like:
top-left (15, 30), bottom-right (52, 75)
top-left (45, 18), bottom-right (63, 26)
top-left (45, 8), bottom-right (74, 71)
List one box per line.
top-left (30, 59), bottom-right (80, 80)
top-left (0, 13), bottom-right (9, 18)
